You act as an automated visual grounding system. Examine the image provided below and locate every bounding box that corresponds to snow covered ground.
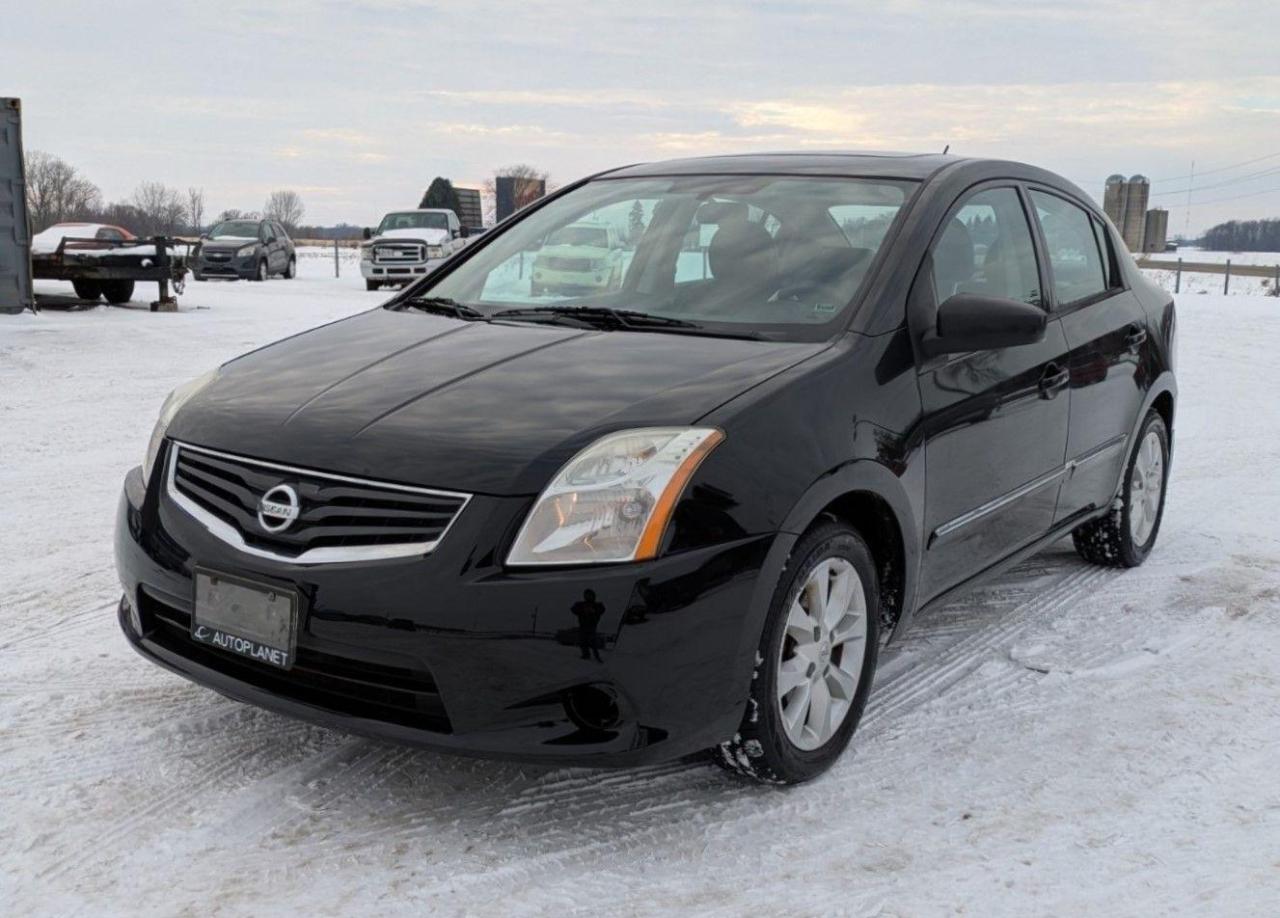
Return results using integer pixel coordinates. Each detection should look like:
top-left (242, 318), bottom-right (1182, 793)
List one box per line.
top-left (1142, 247), bottom-right (1280, 297)
top-left (3, 255), bottom-right (1279, 916)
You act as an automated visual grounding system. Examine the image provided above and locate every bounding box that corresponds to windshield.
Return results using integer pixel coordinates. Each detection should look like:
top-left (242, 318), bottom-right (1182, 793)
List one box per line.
top-left (410, 175), bottom-right (915, 341)
top-left (547, 225), bottom-right (610, 248)
top-left (209, 220), bottom-right (260, 239)
top-left (377, 212), bottom-right (450, 234)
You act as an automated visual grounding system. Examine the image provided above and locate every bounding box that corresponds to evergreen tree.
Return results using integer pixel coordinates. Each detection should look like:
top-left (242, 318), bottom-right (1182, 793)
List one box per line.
top-left (419, 177), bottom-right (462, 215)
top-left (627, 200), bottom-right (647, 243)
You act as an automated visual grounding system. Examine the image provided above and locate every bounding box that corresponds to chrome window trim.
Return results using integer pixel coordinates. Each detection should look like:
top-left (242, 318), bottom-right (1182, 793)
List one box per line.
top-left (165, 441), bottom-right (471, 565)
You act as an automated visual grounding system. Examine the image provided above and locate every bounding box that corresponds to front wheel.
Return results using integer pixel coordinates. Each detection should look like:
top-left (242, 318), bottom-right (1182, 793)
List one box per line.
top-left (714, 522), bottom-right (879, 784)
top-left (1072, 410), bottom-right (1169, 567)
top-left (252, 259), bottom-right (268, 282)
top-left (365, 280), bottom-right (381, 292)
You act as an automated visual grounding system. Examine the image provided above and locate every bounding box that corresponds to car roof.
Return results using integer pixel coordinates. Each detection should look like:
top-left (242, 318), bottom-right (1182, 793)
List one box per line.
top-left (604, 151), bottom-right (962, 181)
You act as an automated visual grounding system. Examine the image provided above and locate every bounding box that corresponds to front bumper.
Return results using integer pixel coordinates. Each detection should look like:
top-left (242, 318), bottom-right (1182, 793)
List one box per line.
top-left (193, 253), bottom-right (258, 278)
top-left (360, 259), bottom-right (442, 282)
top-left (115, 460), bottom-right (774, 766)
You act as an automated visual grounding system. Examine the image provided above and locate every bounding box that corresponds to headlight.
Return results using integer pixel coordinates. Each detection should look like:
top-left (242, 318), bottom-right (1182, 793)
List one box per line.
top-left (507, 427), bottom-right (724, 566)
top-left (142, 368), bottom-right (219, 483)
top-left (236, 244), bottom-right (257, 257)
top-left (361, 246), bottom-right (374, 261)
top-left (426, 244), bottom-right (444, 258)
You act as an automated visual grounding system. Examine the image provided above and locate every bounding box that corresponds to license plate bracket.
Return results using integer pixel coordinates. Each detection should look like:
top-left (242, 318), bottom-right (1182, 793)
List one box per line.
top-left (192, 568), bottom-right (298, 670)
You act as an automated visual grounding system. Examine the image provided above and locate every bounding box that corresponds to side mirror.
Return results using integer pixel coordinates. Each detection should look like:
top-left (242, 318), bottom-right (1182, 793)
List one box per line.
top-left (266, 235), bottom-right (277, 244)
top-left (362, 227), bottom-right (373, 240)
top-left (920, 293), bottom-right (1047, 357)
top-left (458, 225), bottom-right (470, 238)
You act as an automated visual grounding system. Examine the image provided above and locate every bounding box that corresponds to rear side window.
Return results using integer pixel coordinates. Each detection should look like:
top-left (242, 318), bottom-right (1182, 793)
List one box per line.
top-left (931, 187), bottom-right (1043, 308)
top-left (1030, 191), bottom-right (1107, 306)
top-left (1090, 217), bottom-right (1119, 289)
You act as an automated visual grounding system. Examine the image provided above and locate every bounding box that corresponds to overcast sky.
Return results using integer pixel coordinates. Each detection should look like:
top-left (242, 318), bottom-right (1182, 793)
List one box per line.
top-left (6, 0), bottom-right (1279, 232)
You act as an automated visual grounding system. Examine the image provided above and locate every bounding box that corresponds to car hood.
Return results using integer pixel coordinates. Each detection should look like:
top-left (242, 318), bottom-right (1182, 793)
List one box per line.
top-left (536, 244), bottom-right (611, 260)
top-left (373, 227), bottom-right (449, 245)
top-left (202, 237), bottom-right (259, 251)
top-left (169, 308), bottom-right (824, 495)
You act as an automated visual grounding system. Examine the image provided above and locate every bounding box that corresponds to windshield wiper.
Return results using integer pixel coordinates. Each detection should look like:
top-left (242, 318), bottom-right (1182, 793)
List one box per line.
top-left (396, 296), bottom-right (488, 321)
top-left (491, 305), bottom-right (703, 331)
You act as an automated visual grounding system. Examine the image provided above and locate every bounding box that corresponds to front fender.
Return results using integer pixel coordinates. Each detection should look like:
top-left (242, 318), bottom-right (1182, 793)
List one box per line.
top-left (724, 458), bottom-right (924, 715)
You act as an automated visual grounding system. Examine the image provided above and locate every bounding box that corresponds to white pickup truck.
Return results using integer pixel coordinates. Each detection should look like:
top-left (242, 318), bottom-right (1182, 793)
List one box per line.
top-left (360, 208), bottom-right (472, 291)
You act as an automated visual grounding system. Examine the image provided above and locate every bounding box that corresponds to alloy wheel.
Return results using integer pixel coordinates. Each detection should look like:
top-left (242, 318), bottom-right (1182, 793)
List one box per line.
top-left (776, 557), bottom-right (868, 751)
top-left (1128, 429), bottom-right (1164, 546)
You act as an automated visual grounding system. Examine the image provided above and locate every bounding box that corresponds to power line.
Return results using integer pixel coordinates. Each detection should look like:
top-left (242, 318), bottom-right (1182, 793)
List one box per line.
top-left (1150, 150), bottom-right (1280, 184)
top-left (1163, 182), bottom-right (1280, 207)
top-left (1074, 151), bottom-right (1280, 193)
top-left (1150, 163), bottom-right (1280, 197)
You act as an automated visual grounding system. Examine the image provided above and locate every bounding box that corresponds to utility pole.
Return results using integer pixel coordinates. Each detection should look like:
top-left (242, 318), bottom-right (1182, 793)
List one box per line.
top-left (1183, 160), bottom-right (1194, 239)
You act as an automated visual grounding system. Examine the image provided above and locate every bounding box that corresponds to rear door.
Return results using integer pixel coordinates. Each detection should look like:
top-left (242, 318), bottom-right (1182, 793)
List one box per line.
top-left (269, 222), bottom-right (288, 272)
top-left (915, 184), bottom-right (1071, 600)
top-left (1027, 189), bottom-right (1146, 523)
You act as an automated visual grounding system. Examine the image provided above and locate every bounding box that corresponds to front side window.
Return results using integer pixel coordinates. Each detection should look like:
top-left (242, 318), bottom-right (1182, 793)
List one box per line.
top-left (931, 187), bottom-right (1043, 308)
top-left (416, 175), bottom-right (916, 341)
top-left (1030, 190), bottom-right (1108, 306)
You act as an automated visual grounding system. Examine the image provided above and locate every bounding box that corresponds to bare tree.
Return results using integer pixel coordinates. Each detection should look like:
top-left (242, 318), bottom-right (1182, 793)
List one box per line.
top-left (24, 150), bottom-right (101, 231)
top-left (186, 187), bottom-right (206, 234)
top-left (131, 181), bottom-right (186, 236)
top-left (263, 190), bottom-right (305, 232)
top-left (482, 164), bottom-right (550, 224)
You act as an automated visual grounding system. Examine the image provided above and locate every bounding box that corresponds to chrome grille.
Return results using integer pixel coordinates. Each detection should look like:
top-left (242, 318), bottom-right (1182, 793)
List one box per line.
top-left (544, 256), bottom-right (594, 272)
top-left (374, 243), bottom-right (425, 264)
top-left (166, 442), bottom-right (470, 563)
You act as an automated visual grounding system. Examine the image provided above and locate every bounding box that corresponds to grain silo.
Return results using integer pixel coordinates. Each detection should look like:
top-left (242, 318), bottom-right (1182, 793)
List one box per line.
top-left (1103, 175), bottom-right (1127, 231)
top-left (1143, 208), bottom-right (1169, 253)
top-left (1121, 175), bottom-right (1149, 252)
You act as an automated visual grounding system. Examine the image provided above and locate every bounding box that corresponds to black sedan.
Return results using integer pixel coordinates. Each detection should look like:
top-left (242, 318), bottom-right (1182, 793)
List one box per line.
top-left (192, 219), bottom-right (296, 281)
top-left (115, 152), bottom-right (1176, 784)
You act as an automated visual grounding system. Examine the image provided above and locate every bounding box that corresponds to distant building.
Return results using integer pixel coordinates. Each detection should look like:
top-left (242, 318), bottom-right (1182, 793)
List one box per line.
top-left (1143, 208), bottom-right (1169, 253)
top-left (1102, 174), bottom-right (1150, 252)
top-left (455, 187), bottom-right (483, 230)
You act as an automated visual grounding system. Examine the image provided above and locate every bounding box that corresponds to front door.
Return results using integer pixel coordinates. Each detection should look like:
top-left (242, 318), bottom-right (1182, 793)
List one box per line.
top-left (915, 185), bottom-right (1071, 601)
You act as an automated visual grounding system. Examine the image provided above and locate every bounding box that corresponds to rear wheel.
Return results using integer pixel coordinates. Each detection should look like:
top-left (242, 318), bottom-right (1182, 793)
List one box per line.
top-left (714, 521), bottom-right (879, 784)
top-left (100, 279), bottom-right (135, 304)
top-left (1072, 410), bottom-right (1169, 567)
top-left (284, 256), bottom-right (296, 279)
top-left (72, 279), bottom-right (102, 300)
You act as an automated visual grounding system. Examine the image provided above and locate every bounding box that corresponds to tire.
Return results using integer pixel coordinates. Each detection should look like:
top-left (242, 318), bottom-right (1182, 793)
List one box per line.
top-left (1072, 410), bottom-right (1169, 568)
top-left (365, 280), bottom-right (381, 292)
top-left (72, 279), bottom-right (102, 300)
top-left (714, 521), bottom-right (880, 784)
top-left (284, 257), bottom-right (296, 279)
top-left (100, 279), bottom-right (135, 304)
top-left (252, 260), bottom-right (268, 282)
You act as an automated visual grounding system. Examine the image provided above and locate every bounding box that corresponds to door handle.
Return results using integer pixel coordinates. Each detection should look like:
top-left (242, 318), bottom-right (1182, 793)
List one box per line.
top-left (1039, 363), bottom-right (1070, 398)
top-left (1124, 325), bottom-right (1148, 354)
